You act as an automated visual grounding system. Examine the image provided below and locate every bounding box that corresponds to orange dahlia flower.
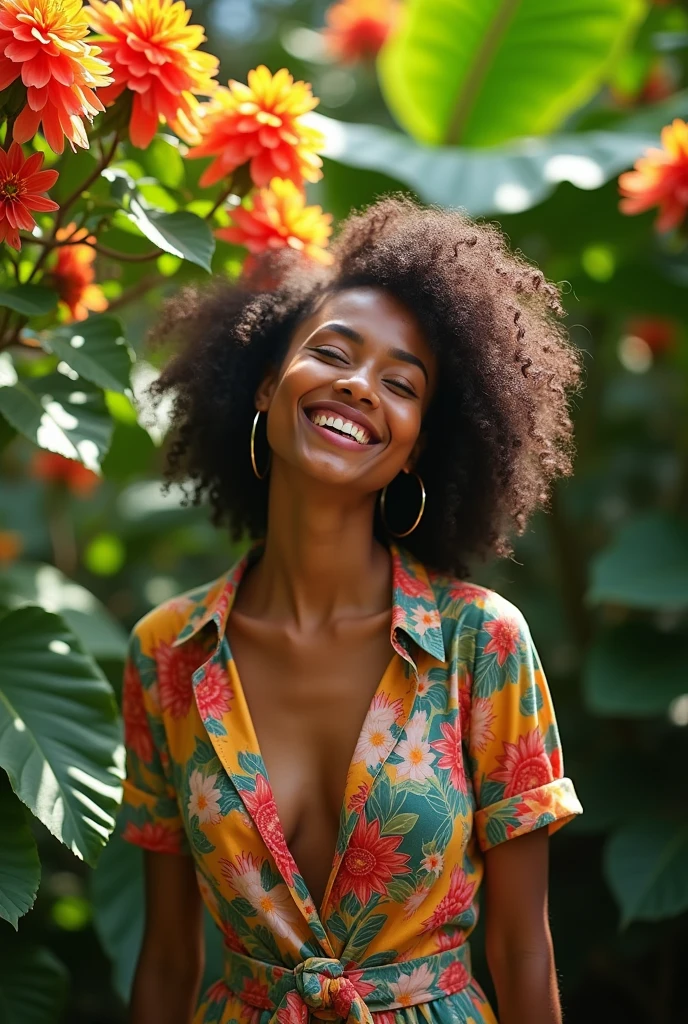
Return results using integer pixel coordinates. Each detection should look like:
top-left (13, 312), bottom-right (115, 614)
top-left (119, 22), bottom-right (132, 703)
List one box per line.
top-left (31, 450), bottom-right (101, 494)
top-left (323, 0), bottom-right (399, 63)
top-left (0, 530), bottom-right (23, 564)
top-left (51, 224), bottom-right (108, 322)
top-left (619, 118), bottom-right (688, 232)
top-left (189, 65), bottom-right (324, 189)
top-left (0, 0), bottom-right (112, 154)
top-left (0, 141), bottom-right (58, 250)
top-left (86, 0), bottom-right (219, 148)
top-left (217, 178), bottom-right (333, 265)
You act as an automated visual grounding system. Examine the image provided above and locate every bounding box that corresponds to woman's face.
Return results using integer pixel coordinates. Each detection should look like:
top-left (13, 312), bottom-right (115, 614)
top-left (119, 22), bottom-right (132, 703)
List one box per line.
top-left (257, 287), bottom-right (437, 493)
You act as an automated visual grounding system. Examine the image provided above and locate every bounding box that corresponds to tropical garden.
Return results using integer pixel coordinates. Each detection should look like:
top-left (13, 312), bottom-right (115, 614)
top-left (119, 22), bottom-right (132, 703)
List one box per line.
top-left (0, 0), bottom-right (687, 1020)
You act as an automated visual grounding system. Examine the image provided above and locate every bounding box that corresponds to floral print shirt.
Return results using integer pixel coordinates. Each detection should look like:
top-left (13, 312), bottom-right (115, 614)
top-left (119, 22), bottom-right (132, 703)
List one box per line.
top-left (120, 542), bottom-right (582, 1024)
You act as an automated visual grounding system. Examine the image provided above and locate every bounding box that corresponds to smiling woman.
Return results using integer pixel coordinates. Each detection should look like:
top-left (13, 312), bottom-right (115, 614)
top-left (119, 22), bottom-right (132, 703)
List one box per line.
top-left (123, 194), bottom-right (584, 1024)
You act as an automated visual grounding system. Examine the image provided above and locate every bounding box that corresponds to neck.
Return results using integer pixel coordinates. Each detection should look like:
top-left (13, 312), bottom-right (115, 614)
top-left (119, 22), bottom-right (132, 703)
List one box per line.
top-left (243, 460), bottom-right (392, 631)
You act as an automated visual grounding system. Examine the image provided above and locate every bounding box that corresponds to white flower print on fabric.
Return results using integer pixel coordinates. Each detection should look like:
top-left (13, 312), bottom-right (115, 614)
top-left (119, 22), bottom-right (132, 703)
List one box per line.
top-left (396, 710), bottom-right (434, 782)
top-left (188, 769), bottom-right (222, 824)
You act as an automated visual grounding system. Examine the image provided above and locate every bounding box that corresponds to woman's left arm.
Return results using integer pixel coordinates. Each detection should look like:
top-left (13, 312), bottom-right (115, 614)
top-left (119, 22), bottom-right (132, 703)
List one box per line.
top-left (483, 828), bottom-right (561, 1024)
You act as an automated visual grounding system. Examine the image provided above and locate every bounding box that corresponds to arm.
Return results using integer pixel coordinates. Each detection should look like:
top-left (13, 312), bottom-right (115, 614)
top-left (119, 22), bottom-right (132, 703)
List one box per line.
top-left (129, 850), bottom-right (205, 1024)
top-left (483, 829), bottom-right (561, 1024)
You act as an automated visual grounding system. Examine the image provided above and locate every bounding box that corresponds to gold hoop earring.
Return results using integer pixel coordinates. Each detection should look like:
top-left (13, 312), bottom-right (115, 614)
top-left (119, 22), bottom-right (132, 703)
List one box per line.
top-left (250, 411), bottom-right (270, 480)
top-left (380, 469), bottom-right (426, 538)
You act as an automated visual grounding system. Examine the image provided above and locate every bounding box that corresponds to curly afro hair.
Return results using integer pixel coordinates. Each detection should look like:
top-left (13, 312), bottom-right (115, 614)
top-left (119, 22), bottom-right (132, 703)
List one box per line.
top-left (148, 195), bottom-right (583, 579)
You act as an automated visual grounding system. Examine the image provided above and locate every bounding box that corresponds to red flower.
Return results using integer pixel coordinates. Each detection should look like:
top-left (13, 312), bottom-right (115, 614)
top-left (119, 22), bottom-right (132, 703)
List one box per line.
top-left (626, 317), bottom-right (676, 355)
top-left (30, 451), bottom-right (100, 495)
top-left (51, 224), bottom-right (108, 322)
top-left (347, 782), bottom-right (370, 813)
top-left (435, 927), bottom-right (464, 952)
top-left (347, 969), bottom-right (376, 999)
top-left (0, 142), bottom-right (58, 250)
top-left (205, 979), bottom-right (233, 1006)
top-left (122, 659), bottom-right (153, 763)
top-left (619, 118), bottom-right (688, 232)
top-left (154, 638), bottom-right (204, 719)
top-left (194, 661), bottom-right (233, 720)
top-left (276, 990), bottom-right (307, 1024)
top-left (0, 0), bottom-right (111, 154)
top-left (438, 960), bottom-right (470, 995)
top-left (189, 64), bottom-right (323, 189)
top-left (430, 719), bottom-right (467, 793)
top-left (220, 919), bottom-right (249, 955)
top-left (421, 865), bottom-right (475, 932)
top-left (394, 559), bottom-right (430, 598)
top-left (482, 617), bottom-right (521, 665)
top-left (242, 774), bottom-right (298, 887)
top-left (122, 820), bottom-right (180, 853)
top-left (240, 978), bottom-right (273, 1010)
top-left (218, 178), bottom-right (332, 265)
top-left (448, 582), bottom-right (486, 604)
top-left (489, 729), bottom-right (553, 798)
top-left (86, 0), bottom-right (219, 148)
top-left (323, 0), bottom-right (400, 64)
top-left (337, 816), bottom-right (410, 906)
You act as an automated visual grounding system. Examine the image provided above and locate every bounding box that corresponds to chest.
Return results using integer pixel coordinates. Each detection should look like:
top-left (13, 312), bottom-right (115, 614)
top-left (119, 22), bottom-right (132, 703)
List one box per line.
top-left (225, 622), bottom-right (395, 834)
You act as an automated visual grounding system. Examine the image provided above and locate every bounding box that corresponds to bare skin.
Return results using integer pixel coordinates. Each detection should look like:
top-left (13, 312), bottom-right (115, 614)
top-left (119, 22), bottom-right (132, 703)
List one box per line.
top-left (130, 287), bottom-right (562, 1024)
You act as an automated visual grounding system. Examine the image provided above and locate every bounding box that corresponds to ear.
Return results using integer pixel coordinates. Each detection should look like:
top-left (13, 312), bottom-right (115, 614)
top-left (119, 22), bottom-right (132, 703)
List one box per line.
top-left (254, 365), bottom-right (279, 412)
top-left (404, 432), bottom-right (426, 473)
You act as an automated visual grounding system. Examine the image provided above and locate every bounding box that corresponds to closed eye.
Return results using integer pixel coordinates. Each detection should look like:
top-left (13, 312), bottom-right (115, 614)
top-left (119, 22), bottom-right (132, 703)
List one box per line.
top-left (312, 345), bottom-right (348, 361)
top-left (386, 378), bottom-right (417, 397)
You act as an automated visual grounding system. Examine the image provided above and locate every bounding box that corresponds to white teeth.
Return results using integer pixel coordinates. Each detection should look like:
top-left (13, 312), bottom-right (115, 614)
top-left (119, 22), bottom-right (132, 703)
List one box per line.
top-left (308, 410), bottom-right (371, 445)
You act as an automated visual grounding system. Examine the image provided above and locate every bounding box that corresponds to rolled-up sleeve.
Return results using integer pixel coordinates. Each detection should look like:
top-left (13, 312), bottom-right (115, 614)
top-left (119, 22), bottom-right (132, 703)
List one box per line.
top-left (469, 600), bottom-right (582, 852)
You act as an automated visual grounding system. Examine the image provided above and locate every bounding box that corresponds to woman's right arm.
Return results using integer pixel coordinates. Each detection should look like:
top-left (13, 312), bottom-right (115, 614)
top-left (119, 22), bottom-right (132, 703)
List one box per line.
top-left (128, 851), bottom-right (205, 1024)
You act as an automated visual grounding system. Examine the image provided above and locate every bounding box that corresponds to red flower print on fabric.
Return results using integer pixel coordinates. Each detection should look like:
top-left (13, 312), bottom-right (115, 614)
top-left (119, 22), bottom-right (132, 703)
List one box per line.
top-left (431, 719), bottom-right (467, 792)
top-left (122, 821), bottom-right (180, 853)
top-left (337, 816), bottom-right (410, 905)
top-left (154, 638), bottom-right (205, 718)
top-left (394, 560), bottom-right (431, 598)
top-left (221, 919), bottom-right (249, 955)
top-left (122, 661), bottom-right (153, 763)
top-left (205, 980), bottom-right (233, 1006)
top-left (421, 865), bottom-right (475, 932)
top-left (347, 969), bottom-right (376, 999)
top-left (435, 927), bottom-right (465, 952)
top-left (276, 989), bottom-right (308, 1024)
top-left (438, 960), bottom-right (470, 995)
top-left (347, 782), bottom-right (370, 813)
top-left (195, 661), bottom-right (233, 720)
top-left (240, 978), bottom-right (273, 1010)
top-left (483, 617), bottom-right (521, 665)
top-left (489, 729), bottom-right (553, 798)
top-left (448, 582), bottom-right (486, 604)
top-left (242, 775), bottom-right (299, 887)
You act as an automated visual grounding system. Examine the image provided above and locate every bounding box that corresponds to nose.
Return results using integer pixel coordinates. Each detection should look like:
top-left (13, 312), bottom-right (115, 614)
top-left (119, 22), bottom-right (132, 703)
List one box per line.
top-left (332, 372), bottom-right (380, 408)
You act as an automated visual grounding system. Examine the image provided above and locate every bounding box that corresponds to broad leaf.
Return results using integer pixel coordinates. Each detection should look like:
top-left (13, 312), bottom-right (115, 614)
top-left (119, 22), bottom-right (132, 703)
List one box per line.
top-left (0, 945), bottom-right (68, 1024)
top-left (378, 0), bottom-right (646, 145)
top-left (92, 827), bottom-right (223, 1000)
top-left (313, 113), bottom-right (656, 216)
top-left (0, 285), bottom-right (57, 318)
top-left (0, 606), bottom-right (123, 865)
top-left (128, 204), bottom-right (215, 272)
top-left (0, 563), bottom-right (128, 661)
top-left (583, 624), bottom-right (688, 718)
top-left (0, 785), bottom-right (40, 929)
top-left (46, 316), bottom-right (132, 394)
top-left (0, 370), bottom-right (112, 471)
top-left (604, 821), bottom-right (688, 925)
top-left (587, 514), bottom-right (688, 609)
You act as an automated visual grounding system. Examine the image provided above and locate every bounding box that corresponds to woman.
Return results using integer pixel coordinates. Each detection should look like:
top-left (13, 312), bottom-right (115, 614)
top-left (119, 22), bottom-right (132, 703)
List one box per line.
top-left (121, 196), bottom-right (584, 1024)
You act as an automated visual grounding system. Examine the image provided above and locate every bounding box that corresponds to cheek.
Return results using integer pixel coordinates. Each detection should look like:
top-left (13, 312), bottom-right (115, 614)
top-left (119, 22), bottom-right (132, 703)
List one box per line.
top-left (387, 400), bottom-right (423, 451)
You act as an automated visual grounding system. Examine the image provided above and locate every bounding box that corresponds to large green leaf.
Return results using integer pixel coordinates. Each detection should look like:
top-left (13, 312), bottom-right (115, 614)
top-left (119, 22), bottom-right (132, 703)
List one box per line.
top-left (378, 0), bottom-right (646, 145)
top-left (0, 285), bottom-right (57, 318)
top-left (0, 784), bottom-right (40, 929)
top-left (92, 827), bottom-right (224, 1001)
top-left (0, 369), bottom-right (112, 471)
top-left (583, 624), bottom-right (688, 718)
top-left (0, 563), bottom-right (128, 661)
top-left (587, 514), bottom-right (688, 609)
top-left (313, 113), bottom-right (656, 216)
top-left (0, 606), bottom-right (123, 865)
top-left (0, 945), bottom-right (68, 1024)
top-left (604, 821), bottom-right (688, 926)
top-left (45, 316), bottom-right (132, 395)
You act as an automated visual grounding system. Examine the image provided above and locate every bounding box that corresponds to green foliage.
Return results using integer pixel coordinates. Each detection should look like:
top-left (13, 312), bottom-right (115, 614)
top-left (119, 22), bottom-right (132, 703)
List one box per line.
top-left (378, 0), bottom-right (647, 145)
top-left (0, 945), bottom-right (68, 1024)
top-left (0, 787), bottom-right (40, 929)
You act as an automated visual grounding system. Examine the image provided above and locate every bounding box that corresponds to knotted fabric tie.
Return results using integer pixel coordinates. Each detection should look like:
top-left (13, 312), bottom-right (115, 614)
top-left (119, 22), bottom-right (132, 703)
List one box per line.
top-left (223, 944), bottom-right (474, 1024)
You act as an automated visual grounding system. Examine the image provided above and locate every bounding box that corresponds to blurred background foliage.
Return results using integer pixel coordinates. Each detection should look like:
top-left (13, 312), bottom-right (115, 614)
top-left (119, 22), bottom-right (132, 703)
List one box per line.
top-left (1, 0), bottom-right (688, 1021)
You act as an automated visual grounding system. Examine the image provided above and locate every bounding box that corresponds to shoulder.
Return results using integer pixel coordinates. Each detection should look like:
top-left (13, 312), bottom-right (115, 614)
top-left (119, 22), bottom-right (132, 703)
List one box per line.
top-left (129, 571), bottom-right (230, 658)
top-left (426, 568), bottom-right (531, 639)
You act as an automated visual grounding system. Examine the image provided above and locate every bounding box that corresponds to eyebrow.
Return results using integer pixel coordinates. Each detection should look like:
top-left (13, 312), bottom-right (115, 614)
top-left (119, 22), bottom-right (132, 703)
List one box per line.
top-left (318, 321), bottom-right (429, 383)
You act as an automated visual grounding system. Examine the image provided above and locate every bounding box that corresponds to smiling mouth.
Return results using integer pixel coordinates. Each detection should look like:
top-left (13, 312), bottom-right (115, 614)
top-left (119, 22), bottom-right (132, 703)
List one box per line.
top-left (306, 409), bottom-right (373, 445)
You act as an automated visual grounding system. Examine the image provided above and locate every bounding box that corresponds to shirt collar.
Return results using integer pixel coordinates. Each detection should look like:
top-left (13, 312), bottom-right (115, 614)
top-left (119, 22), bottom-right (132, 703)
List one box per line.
top-left (172, 541), bottom-right (446, 663)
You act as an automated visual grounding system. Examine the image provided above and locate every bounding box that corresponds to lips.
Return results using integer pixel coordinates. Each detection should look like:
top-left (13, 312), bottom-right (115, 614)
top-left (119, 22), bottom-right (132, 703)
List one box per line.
top-left (302, 400), bottom-right (381, 444)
